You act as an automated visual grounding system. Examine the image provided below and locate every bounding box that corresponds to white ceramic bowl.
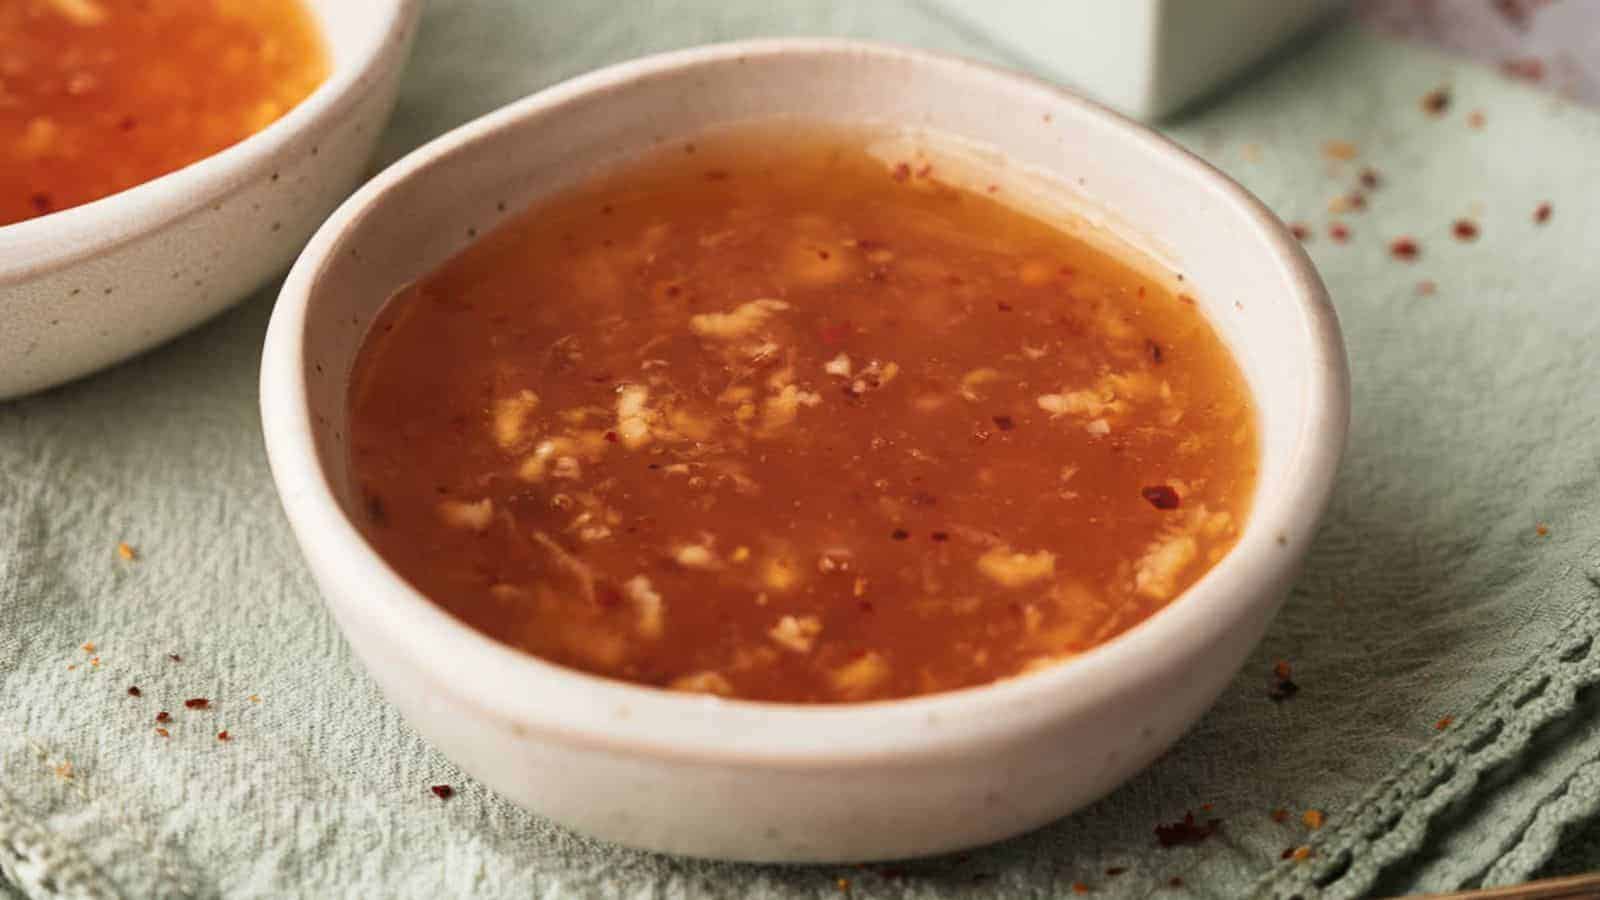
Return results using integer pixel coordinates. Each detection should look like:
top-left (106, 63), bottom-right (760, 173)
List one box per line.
top-left (261, 40), bottom-right (1348, 862)
top-left (0, 0), bottom-right (421, 401)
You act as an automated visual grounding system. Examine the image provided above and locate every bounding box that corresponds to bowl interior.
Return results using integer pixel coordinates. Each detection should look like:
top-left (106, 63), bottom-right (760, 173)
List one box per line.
top-left (272, 40), bottom-right (1345, 758)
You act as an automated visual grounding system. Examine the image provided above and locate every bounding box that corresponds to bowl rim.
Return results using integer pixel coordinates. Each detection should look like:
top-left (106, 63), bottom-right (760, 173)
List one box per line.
top-left (0, 0), bottom-right (420, 281)
top-left (261, 37), bottom-right (1349, 767)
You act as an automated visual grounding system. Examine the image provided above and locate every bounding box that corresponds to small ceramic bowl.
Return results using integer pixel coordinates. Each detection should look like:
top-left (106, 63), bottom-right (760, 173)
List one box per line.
top-left (0, 0), bottom-right (421, 401)
top-left (262, 40), bottom-right (1349, 862)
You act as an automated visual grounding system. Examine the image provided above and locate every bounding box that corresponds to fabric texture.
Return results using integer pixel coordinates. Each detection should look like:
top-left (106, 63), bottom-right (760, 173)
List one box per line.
top-left (4, 2), bottom-right (1600, 897)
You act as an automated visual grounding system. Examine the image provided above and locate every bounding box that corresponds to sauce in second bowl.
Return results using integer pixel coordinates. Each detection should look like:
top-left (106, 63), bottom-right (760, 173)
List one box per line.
top-left (346, 124), bottom-right (1258, 703)
top-left (2, 0), bottom-right (327, 226)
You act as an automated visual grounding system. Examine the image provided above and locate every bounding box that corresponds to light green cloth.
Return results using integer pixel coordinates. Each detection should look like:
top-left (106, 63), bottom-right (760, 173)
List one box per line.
top-left (5, 3), bottom-right (1600, 897)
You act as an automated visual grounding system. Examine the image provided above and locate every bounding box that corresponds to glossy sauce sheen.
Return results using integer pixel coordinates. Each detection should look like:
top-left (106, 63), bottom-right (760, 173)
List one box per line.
top-left (1, 0), bottom-right (327, 226)
top-left (348, 126), bottom-right (1258, 703)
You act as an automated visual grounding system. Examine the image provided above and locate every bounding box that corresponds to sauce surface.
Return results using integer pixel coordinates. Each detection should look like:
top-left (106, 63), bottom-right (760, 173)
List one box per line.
top-left (1, 0), bottom-right (327, 227)
top-left (348, 126), bottom-right (1258, 703)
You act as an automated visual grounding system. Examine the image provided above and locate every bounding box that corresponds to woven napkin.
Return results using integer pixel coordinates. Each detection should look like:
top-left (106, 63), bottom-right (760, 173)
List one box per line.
top-left (4, 3), bottom-right (1599, 898)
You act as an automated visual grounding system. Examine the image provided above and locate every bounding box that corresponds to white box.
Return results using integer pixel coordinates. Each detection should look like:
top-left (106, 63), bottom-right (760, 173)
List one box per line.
top-left (923, 0), bottom-right (1345, 119)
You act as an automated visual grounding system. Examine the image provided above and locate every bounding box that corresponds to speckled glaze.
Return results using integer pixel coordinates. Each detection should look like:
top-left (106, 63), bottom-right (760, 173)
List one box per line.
top-left (0, 0), bottom-right (420, 401)
top-left (261, 41), bottom-right (1349, 862)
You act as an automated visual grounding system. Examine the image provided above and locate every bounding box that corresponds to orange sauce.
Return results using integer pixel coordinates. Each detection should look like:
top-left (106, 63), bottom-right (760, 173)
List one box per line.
top-left (347, 125), bottom-right (1258, 703)
top-left (1, 0), bottom-right (328, 226)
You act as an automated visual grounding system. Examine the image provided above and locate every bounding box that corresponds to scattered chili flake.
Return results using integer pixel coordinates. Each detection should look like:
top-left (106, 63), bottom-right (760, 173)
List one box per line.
top-left (117, 115), bottom-right (137, 132)
top-left (1200, 803), bottom-right (1214, 813)
top-left (117, 542), bottom-right (136, 561)
top-left (1467, 110), bottom-right (1486, 129)
top-left (930, 531), bottom-right (949, 542)
top-left (1501, 57), bottom-right (1545, 82)
top-left (1328, 223), bottom-right (1350, 243)
top-left (127, 686), bottom-right (141, 697)
top-left (1154, 812), bottom-right (1222, 847)
top-left (1292, 846), bottom-right (1313, 861)
top-left (1345, 191), bottom-right (1367, 212)
top-left (1146, 339), bottom-right (1164, 364)
top-left (1169, 877), bottom-right (1185, 888)
top-left (184, 698), bottom-right (210, 710)
top-left (1534, 202), bottom-right (1552, 224)
top-left (1273, 660), bottom-right (1292, 680)
top-left (1388, 237), bottom-right (1420, 261)
top-left (1303, 809), bottom-right (1325, 830)
top-left (996, 301), bottom-right (1013, 312)
top-left (891, 163), bottom-right (911, 183)
top-left (1281, 847), bottom-right (1296, 860)
top-left (1176, 292), bottom-right (1196, 305)
top-left (168, 653), bottom-right (182, 662)
top-left (836, 877), bottom-right (850, 893)
top-left (1105, 867), bottom-right (1127, 877)
top-left (1359, 168), bottom-right (1381, 190)
top-left (91, 656), bottom-right (100, 668)
top-left (1452, 219), bottom-right (1479, 241)
top-left (1072, 883), bottom-right (1089, 895)
top-left (603, 431), bottom-right (619, 444)
top-left (155, 727), bottom-right (170, 738)
top-left (156, 711), bottom-right (171, 723)
top-left (430, 784), bottom-right (454, 800)
top-left (915, 163), bottom-right (932, 179)
top-left (992, 415), bottom-right (1015, 431)
top-left (890, 528), bottom-right (910, 541)
top-left (81, 641), bottom-right (96, 653)
top-left (1321, 139), bottom-right (1358, 161)
top-left (249, 694), bottom-right (261, 703)
top-left (53, 761), bottom-right (74, 781)
top-left (1141, 485), bottom-right (1181, 511)
top-left (1416, 280), bottom-right (1438, 297)
top-left (1536, 522), bottom-right (1550, 537)
top-left (217, 730), bottom-right (231, 742)
top-left (1421, 87), bottom-right (1451, 116)
top-left (1493, 0), bottom-right (1533, 28)
top-left (819, 322), bottom-right (851, 345)
top-left (1271, 807), bottom-right (1290, 823)
top-left (1435, 715), bottom-right (1455, 731)
top-left (30, 192), bottom-right (54, 215)
top-left (1289, 222), bottom-right (1311, 242)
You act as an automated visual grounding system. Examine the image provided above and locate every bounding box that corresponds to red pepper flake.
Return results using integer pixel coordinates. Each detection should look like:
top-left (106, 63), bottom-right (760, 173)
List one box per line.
top-left (891, 163), bottom-right (911, 183)
top-left (1155, 812), bottom-right (1222, 847)
top-left (1416, 280), bottom-right (1438, 297)
top-left (1421, 87), bottom-right (1451, 116)
top-left (1200, 803), bottom-right (1215, 813)
top-left (1328, 223), bottom-right (1350, 243)
top-left (127, 686), bottom-right (141, 698)
top-left (603, 430), bottom-right (619, 444)
top-left (117, 115), bottom-right (137, 131)
top-left (1359, 168), bottom-right (1381, 190)
top-left (1176, 293), bottom-right (1196, 306)
top-left (1105, 867), bottom-right (1127, 877)
top-left (1534, 202), bottom-right (1552, 224)
top-left (1289, 222), bottom-right (1311, 242)
top-left (1389, 237), bottom-right (1420, 261)
top-left (1435, 715), bottom-right (1455, 731)
top-left (992, 415), bottom-right (1015, 431)
top-left (1072, 883), bottom-right (1089, 895)
top-left (1271, 807), bottom-right (1290, 823)
top-left (1146, 339), bottom-right (1164, 364)
top-left (30, 192), bottom-right (54, 215)
top-left (836, 877), bottom-right (850, 893)
top-left (217, 730), bottom-right (231, 742)
top-left (1536, 522), bottom-right (1550, 537)
top-left (1452, 219), bottom-right (1479, 241)
top-left (819, 322), bottom-right (851, 345)
top-left (1280, 847), bottom-right (1297, 860)
top-left (430, 784), bottom-right (455, 800)
top-left (1169, 877), bottom-right (1185, 888)
top-left (890, 528), bottom-right (910, 541)
top-left (599, 203), bottom-right (614, 215)
top-left (1273, 660), bottom-right (1292, 680)
top-left (184, 698), bottom-right (210, 710)
top-left (1141, 485), bottom-right (1181, 511)
top-left (915, 163), bottom-right (932, 179)
top-left (985, 184), bottom-right (999, 194)
top-left (155, 727), bottom-right (170, 738)
top-left (1467, 110), bottom-right (1486, 129)
top-left (1345, 191), bottom-right (1367, 212)
top-left (155, 711), bottom-right (171, 723)
top-left (816, 249), bottom-right (831, 261)
top-left (930, 531), bottom-right (949, 542)
top-left (1501, 57), bottom-right (1545, 82)
top-left (1493, 0), bottom-right (1534, 28)
top-left (1292, 846), bottom-right (1313, 861)
top-left (996, 301), bottom-right (1013, 312)
top-left (1303, 809), bottom-right (1325, 830)
top-left (168, 653), bottom-right (182, 662)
